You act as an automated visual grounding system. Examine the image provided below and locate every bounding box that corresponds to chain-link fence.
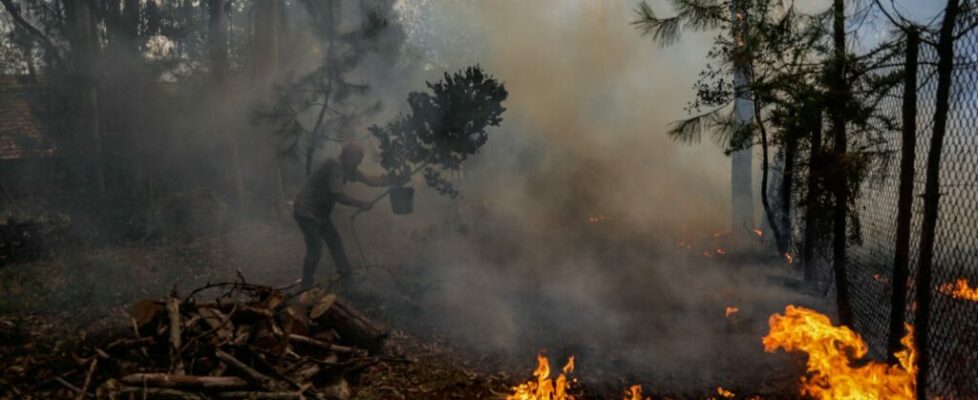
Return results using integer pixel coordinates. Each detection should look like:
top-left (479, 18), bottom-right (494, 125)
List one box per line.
top-left (843, 22), bottom-right (978, 398)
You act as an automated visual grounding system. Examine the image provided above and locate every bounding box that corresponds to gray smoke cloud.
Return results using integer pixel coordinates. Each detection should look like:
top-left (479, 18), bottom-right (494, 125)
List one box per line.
top-left (324, 1), bottom-right (820, 393)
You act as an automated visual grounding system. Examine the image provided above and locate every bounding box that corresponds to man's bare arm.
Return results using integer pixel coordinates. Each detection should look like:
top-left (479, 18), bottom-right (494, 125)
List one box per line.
top-left (333, 192), bottom-right (371, 210)
top-left (358, 173), bottom-right (399, 187)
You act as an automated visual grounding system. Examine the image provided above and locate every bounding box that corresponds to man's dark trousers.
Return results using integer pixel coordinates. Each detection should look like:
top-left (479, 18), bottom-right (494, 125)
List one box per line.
top-left (295, 212), bottom-right (353, 289)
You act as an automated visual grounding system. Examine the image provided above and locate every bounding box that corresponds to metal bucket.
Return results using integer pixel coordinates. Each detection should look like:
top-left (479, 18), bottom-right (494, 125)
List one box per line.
top-left (389, 187), bottom-right (415, 215)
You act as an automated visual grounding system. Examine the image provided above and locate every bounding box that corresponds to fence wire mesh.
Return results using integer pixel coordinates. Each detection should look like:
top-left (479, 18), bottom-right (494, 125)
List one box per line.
top-left (844, 22), bottom-right (978, 398)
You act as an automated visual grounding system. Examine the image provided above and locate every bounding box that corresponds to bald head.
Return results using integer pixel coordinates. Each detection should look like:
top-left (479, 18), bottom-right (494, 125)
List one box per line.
top-left (339, 142), bottom-right (365, 170)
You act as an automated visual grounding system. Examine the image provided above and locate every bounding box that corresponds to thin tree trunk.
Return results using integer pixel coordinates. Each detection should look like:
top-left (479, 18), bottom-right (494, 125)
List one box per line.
top-left (72, 0), bottom-right (106, 195)
top-left (916, 2), bottom-right (960, 398)
top-left (730, 0), bottom-right (754, 239)
top-left (755, 98), bottom-right (788, 253)
top-left (779, 119), bottom-right (799, 254)
top-left (829, 0), bottom-right (852, 327)
top-left (887, 27), bottom-right (918, 365)
top-left (209, 0), bottom-right (245, 213)
top-left (803, 111), bottom-right (823, 284)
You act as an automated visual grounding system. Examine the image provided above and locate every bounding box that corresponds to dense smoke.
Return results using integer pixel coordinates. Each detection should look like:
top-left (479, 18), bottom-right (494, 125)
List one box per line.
top-left (326, 1), bottom-right (813, 392)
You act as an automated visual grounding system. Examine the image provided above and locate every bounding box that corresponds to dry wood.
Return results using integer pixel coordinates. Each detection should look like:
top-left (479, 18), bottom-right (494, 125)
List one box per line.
top-left (75, 358), bottom-right (97, 400)
top-left (287, 334), bottom-right (358, 354)
top-left (167, 297), bottom-right (185, 375)
top-left (120, 373), bottom-right (249, 390)
top-left (214, 348), bottom-right (280, 391)
top-left (103, 335), bottom-right (155, 353)
top-left (114, 386), bottom-right (205, 400)
top-left (315, 297), bottom-right (388, 353)
top-left (216, 392), bottom-right (303, 399)
top-left (54, 377), bottom-right (92, 399)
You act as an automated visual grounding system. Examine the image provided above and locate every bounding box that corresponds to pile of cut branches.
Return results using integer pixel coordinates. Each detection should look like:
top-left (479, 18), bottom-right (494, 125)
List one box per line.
top-left (26, 279), bottom-right (393, 399)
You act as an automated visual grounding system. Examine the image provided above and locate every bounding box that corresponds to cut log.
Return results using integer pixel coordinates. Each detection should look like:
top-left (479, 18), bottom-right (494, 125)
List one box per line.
top-left (114, 386), bottom-right (205, 400)
top-left (166, 297), bottom-right (185, 375)
top-left (119, 373), bottom-right (248, 390)
top-left (313, 297), bottom-right (388, 353)
top-left (216, 392), bottom-right (302, 399)
top-left (287, 334), bottom-right (359, 355)
top-left (214, 349), bottom-right (281, 391)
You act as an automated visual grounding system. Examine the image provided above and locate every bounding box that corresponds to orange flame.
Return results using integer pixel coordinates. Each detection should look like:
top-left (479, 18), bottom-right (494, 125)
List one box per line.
top-left (937, 278), bottom-right (978, 302)
top-left (725, 306), bottom-right (740, 318)
top-left (762, 306), bottom-right (916, 400)
top-left (507, 355), bottom-right (577, 400)
top-left (717, 387), bottom-right (735, 398)
top-left (784, 253), bottom-right (795, 264)
top-left (623, 385), bottom-right (648, 400)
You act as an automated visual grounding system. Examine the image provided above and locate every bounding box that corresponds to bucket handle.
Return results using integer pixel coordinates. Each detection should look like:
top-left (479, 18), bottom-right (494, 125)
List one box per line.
top-left (351, 162), bottom-right (428, 221)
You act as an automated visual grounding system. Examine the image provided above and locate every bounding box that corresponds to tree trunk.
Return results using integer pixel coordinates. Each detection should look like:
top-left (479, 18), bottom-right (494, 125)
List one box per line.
top-left (254, 0), bottom-right (285, 216)
top-left (887, 27), bottom-right (918, 365)
top-left (731, 0), bottom-right (754, 240)
top-left (778, 118), bottom-right (799, 254)
top-left (209, 0), bottom-right (246, 214)
top-left (71, 0), bottom-right (106, 195)
top-left (254, 0), bottom-right (280, 91)
top-left (915, 2), bottom-right (960, 398)
top-left (803, 111), bottom-right (823, 284)
top-left (829, 0), bottom-right (852, 327)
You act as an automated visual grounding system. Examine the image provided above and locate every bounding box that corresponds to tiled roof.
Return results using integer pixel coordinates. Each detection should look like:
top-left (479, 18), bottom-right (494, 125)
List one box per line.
top-left (0, 75), bottom-right (58, 160)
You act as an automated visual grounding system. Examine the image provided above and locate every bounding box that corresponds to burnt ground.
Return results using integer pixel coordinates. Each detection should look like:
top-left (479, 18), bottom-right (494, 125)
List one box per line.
top-left (0, 220), bottom-right (824, 399)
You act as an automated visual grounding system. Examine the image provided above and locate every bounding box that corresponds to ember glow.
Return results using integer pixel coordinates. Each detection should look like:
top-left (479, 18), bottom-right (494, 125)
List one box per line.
top-left (762, 306), bottom-right (917, 400)
top-left (784, 253), bottom-right (794, 264)
top-left (725, 306), bottom-right (740, 318)
top-left (937, 278), bottom-right (978, 302)
top-left (507, 355), bottom-right (577, 400)
top-left (717, 387), bottom-right (735, 398)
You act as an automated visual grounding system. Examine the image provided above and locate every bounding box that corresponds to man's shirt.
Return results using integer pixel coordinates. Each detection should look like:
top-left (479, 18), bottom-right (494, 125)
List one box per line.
top-left (293, 159), bottom-right (366, 220)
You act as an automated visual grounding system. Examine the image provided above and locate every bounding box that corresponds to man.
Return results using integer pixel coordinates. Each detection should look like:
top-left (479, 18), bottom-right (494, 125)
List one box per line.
top-left (293, 143), bottom-right (400, 289)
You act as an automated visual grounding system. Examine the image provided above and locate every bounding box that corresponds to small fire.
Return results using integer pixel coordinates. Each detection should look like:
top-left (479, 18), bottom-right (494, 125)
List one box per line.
top-left (753, 228), bottom-right (763, 237)
top-left (507, 354), bottom-right (576, 400)
top-left (623, 385), bottom-right (647, 400)
top-left (725, 306), bottom-right (740, 318)
top-left (784, 253), bottom-right (794, 264)
top-left (763, 306), bottom-right (916, 400)
top-left (937, 278), bottom-right (978, 302)
top-left (717, 387), bottom-right (735, 398)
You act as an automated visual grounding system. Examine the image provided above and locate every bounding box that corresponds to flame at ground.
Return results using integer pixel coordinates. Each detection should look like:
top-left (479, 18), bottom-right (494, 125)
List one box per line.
top-left (624, 385), bottom-right (647, 400)
top-left (937, 278), bottom-right (978, 302)
top-left (762, 306), bottom-right (916, 400)
top-left (507, 355), bottom-right (577, 400)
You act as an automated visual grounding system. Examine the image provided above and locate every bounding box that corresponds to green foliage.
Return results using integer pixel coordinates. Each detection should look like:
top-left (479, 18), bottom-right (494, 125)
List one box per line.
top-left (370, 66), bottom-right (508, 198)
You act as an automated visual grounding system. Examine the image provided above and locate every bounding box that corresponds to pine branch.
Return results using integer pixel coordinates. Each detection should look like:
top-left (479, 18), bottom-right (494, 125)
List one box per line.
top-left (667, 105), bottom-right (733, 144)
top-left (632, 0), bottom-right (726, 47)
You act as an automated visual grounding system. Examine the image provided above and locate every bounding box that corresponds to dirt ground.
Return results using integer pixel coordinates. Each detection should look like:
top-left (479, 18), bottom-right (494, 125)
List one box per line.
top-left (0, 220), bottom-right (821, 399)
